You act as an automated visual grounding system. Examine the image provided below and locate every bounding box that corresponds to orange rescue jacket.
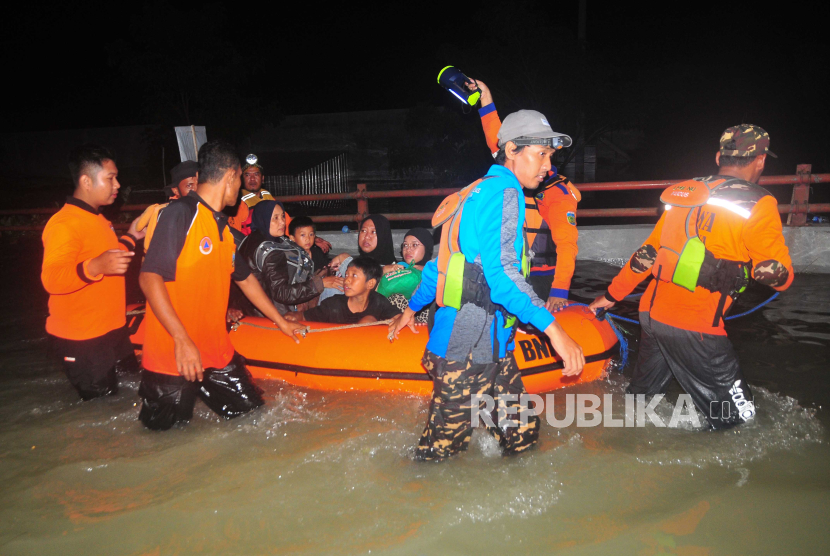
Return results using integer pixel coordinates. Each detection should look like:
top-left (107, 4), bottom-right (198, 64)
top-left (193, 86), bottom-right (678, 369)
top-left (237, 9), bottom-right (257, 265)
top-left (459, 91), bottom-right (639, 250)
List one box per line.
top-left (607, 176), bottom-right (794, 335)
top-left (41, 198), bottom-right (135, 340)
top-left (142, 199), bottom-right (240, 375)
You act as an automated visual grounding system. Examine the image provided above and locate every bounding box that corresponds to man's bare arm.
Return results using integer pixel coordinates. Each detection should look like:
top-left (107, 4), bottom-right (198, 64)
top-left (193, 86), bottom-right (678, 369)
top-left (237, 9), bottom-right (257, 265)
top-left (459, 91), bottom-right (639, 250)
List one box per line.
top-left (139, 272), bottom-right (203, 381)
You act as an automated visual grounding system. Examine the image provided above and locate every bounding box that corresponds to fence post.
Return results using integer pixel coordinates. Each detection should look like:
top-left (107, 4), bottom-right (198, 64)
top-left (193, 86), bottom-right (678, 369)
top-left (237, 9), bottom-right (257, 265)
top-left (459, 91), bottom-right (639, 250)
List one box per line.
top-left (787, 164), bottom-right (811, 226)
top-left (356, 183), bottom-right (368, 222)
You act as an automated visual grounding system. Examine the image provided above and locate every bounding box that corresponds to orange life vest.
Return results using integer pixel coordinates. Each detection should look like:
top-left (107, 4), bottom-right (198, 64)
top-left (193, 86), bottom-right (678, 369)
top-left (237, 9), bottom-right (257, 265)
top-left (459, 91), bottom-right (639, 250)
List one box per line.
top-left (653, 177), bottom-right (752, 325)
top-left (432, 177), bottom-right (489, 309)
top-left (228, 201), bottom-right (250, 235)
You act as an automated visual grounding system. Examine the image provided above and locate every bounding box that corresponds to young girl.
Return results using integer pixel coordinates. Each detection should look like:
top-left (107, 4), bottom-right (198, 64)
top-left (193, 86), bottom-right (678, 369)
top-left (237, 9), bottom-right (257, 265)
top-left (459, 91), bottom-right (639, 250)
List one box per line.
top-left (319, 214), bottom-right (397, 302)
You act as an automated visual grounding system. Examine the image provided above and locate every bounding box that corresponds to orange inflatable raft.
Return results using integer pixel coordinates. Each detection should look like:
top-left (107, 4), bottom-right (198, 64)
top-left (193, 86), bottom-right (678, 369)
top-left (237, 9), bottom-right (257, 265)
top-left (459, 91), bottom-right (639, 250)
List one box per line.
top-left (127, 305), bottom-right (618, 396)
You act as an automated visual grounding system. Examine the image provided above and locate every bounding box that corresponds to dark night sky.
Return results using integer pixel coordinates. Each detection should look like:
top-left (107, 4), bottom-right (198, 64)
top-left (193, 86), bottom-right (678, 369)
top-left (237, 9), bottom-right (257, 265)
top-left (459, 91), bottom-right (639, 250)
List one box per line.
top-left (2, 1), bottom-right (829, 178)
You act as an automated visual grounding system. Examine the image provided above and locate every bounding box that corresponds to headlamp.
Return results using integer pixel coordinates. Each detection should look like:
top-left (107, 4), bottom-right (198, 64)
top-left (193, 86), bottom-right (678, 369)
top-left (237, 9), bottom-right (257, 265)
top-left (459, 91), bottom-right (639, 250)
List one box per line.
top-left (511, 137), bottom-right (571, 149)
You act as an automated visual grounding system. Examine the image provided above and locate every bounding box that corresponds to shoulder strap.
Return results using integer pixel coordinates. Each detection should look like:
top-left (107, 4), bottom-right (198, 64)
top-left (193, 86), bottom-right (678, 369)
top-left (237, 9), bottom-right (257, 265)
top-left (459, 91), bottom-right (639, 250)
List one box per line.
top-left (254, 240), bottom-right (280, 272)
top-left (254, 238), bottom-right (313, 280)
top-left (432, 176), bottom-right (495, 228)
top-left (660, 180), bottom-right (713, 208)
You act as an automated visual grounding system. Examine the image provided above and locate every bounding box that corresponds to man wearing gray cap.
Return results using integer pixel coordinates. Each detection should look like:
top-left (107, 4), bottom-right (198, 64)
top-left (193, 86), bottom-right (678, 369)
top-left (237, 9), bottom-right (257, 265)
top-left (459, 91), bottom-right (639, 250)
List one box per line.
top-left (392, 109), bottom-right (585, 461)
top-left (472, 78), bottom-right (580, 312)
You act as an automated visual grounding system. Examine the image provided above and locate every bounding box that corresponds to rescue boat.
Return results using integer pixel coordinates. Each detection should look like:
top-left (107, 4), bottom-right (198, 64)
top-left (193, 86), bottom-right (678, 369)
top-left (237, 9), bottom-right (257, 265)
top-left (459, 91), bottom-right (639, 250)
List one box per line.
top-left (126, 305), bottom-right (618, 396)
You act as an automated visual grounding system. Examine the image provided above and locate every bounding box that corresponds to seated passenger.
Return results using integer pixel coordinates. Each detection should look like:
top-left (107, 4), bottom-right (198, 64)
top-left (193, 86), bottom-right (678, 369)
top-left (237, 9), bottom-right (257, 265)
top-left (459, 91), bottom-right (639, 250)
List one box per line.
top-left (289, 215), bottom-right (331, 276)
top-left (378, 228), bottom-right (434, 322)
top-left (286, 256), bottom-right (400, 324)
top-left (320, 214), bottom-right (398, 302)
top-left (234, 201), bottom-right (342, 315)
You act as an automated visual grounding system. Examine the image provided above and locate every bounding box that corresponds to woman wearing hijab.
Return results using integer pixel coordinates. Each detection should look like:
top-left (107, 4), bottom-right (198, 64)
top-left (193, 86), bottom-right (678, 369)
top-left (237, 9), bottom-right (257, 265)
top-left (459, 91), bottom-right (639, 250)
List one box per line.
top-left (319, 215), bottom-right (398, 302)
top-left (377, 228), bottom-right (435, 323)
top-left (234, 201), bottom-right (342, 316)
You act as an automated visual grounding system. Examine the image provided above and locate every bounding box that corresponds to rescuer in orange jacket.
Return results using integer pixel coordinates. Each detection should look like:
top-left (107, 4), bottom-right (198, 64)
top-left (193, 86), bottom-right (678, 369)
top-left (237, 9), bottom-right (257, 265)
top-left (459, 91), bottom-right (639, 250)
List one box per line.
top-left (134, 160), bottom-right (199, 252)
top-left (589, 125), bottom-right (794, 430)
top-left (138, 141), bottom-right (307, 430)
top-left (227, 154), bottom-right (276, 235)
top-left (227, 153), bottom-right (333, 255)
top-left (41, 144), bottom-right (146, 400)
top-left (470, 79), bottom-right (579, 312)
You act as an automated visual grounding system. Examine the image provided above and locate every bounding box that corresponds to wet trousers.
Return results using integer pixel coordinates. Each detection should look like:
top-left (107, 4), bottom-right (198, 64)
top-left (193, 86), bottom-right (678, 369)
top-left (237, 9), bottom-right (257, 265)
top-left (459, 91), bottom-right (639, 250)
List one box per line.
top-left (417, 350), bottom-right (539, 461)
top-left (627, 312), bottom-right (755, 430)
top-left (138, 352), bottom-right (265, 431)
top-left (50, 326), bottom-right (139, 401)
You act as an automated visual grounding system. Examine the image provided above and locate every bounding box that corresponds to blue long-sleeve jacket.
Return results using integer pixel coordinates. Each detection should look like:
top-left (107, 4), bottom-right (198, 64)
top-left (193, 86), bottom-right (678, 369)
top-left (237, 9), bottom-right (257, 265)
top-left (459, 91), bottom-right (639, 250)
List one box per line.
top-left (410, 164), bottom-right (554, 362)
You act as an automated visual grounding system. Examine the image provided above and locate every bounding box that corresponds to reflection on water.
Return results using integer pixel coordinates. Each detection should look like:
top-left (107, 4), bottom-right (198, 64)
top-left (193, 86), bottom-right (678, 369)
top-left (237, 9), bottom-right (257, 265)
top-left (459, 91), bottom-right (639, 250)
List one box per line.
top-left (0, 243), bottom-right (828, 554)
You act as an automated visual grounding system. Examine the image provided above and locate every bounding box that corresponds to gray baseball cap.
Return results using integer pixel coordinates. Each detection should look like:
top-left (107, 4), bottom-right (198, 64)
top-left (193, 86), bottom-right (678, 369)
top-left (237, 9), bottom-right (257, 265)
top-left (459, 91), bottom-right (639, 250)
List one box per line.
top-left (497, 110), bottom-right (573, 149)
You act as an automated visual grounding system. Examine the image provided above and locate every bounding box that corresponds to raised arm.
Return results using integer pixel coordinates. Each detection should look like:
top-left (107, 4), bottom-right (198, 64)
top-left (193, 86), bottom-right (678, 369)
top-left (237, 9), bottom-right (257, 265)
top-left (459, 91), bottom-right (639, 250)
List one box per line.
top-left (468, 79), bottom-right (500, 155)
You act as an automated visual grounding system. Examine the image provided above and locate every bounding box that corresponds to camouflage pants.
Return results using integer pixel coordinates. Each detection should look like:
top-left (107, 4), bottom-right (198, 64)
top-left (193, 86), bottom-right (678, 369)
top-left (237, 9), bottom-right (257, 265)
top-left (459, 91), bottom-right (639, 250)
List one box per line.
top-left (416, 350), bottom-right (540, 461)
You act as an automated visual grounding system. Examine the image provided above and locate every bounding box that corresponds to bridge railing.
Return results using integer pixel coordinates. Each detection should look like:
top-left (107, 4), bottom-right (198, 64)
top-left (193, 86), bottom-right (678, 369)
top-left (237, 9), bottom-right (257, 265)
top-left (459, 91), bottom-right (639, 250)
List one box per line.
top-left (0, 164), bottom-right (826, 231)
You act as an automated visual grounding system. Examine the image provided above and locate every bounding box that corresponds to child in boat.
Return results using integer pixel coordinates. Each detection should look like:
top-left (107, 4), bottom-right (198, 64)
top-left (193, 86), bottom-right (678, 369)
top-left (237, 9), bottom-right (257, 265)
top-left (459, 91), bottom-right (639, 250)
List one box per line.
top-left (286, 256), bottom-right (400, 324)
top-left (234, 203), bottom-right (343, 316)
top-left (289, 215), bottom-right (331, 278)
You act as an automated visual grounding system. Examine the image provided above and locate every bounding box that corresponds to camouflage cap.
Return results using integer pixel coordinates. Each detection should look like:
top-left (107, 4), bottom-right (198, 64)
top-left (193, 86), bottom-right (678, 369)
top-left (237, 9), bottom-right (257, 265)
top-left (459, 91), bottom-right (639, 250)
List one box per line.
top-left (719, 124), bottom-right (777, 158)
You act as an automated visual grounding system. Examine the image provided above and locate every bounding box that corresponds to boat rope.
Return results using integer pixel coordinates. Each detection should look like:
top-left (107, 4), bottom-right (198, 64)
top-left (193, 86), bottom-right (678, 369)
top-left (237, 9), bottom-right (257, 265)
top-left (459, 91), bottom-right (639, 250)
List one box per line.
top-left (127, 306), bottom-right (394, 336)
top-left (234, 318), bottom-right (397, 338)
top-left (565, 291), bottom-right (780, 371)
top-left (724, 292), bottom-right (779, 320)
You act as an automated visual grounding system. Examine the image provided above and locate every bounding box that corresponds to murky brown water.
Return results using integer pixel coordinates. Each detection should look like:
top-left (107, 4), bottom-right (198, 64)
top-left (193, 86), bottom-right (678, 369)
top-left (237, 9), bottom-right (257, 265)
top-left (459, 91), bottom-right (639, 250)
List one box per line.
top-left (1, 239), bottom-right (828, 555)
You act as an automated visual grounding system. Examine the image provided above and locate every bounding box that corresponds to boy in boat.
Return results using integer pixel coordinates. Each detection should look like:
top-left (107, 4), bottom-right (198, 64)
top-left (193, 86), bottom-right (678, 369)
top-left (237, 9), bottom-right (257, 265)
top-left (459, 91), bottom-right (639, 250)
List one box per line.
top-left (42, 144), bottom-right (146, 400)
top-left (138, 140), bottom-right (306, 431)
top-left (289, 215), bottom-right (331, 280)
top-left (286, 256), bottom-right (400, 324)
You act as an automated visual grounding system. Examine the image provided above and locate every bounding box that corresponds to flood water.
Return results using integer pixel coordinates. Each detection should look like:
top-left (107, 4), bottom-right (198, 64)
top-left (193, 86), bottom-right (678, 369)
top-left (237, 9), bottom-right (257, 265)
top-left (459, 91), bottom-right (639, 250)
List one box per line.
top-left (1, 238), bottom-right (828, 555)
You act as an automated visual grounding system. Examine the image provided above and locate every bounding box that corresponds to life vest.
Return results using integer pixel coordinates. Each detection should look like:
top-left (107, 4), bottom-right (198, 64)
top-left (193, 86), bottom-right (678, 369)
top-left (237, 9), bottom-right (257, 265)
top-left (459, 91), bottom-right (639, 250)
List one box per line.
top-left (432, 176), bottom-right (527, 326)
top-left (228, 202), bottom-right (250, 235)
top-left (432, 177), bottom-right (489, 309)
top-left (250, 237), bottom-right (314, 285)
top-left (229, 189), bottom-right (278, 236)
top-left (654, 176), bottom-right (754, 324)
